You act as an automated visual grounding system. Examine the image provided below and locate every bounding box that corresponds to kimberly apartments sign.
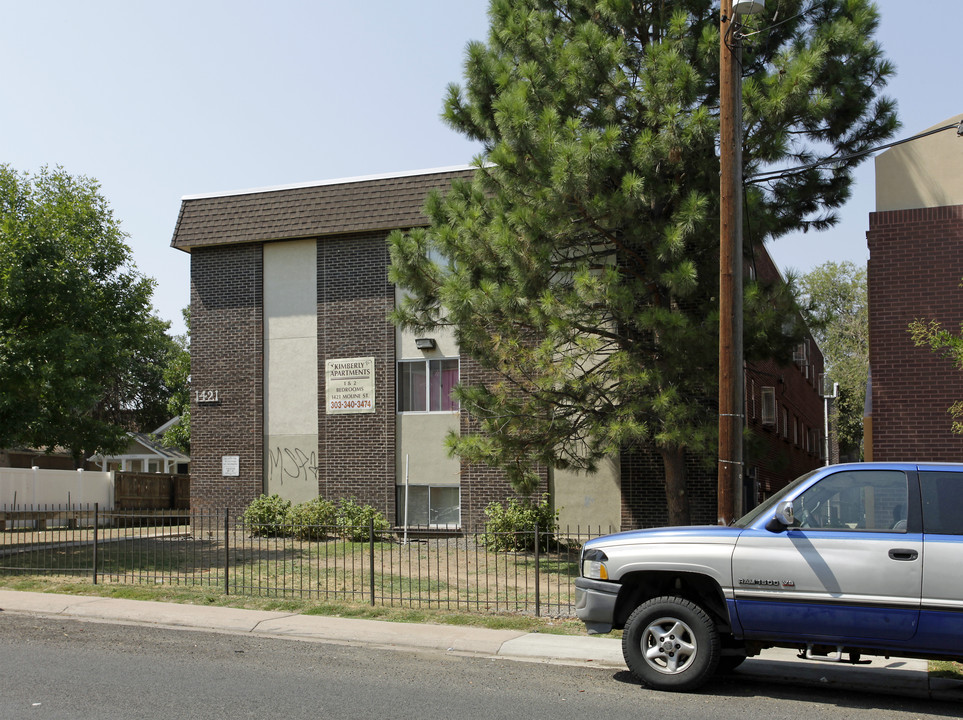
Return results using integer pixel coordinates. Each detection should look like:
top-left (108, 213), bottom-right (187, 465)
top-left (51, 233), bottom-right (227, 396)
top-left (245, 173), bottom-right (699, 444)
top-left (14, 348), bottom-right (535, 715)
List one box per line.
top-left (325, 357), bottom-right (375, 414)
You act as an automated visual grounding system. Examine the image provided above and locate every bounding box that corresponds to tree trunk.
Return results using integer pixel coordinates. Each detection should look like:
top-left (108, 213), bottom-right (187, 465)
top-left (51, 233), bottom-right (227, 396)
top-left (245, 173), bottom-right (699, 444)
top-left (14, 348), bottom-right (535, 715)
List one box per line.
top-left (660, 446), bottom-right (690, 526)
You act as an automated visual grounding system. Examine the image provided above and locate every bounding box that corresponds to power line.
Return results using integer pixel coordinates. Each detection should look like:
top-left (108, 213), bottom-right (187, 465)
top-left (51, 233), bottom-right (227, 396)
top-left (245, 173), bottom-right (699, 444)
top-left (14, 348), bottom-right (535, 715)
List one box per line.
top-left (746, 121), bottom-right (962, 184)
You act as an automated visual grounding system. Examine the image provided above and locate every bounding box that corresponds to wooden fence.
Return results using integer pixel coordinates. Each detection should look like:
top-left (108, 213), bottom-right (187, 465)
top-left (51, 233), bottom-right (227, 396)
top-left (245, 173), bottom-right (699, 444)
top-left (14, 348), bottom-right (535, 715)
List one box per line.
top-left (113, 473), bottom-right (189, 510)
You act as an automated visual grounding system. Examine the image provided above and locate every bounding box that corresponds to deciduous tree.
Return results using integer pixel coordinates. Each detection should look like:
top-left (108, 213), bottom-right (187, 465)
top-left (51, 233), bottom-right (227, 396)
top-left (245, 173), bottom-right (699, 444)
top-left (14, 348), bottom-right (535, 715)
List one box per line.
top-left (161, 308), bottom-right (191, 454)
top-left (798, 261), bottom-right (868, 458)
top-left (0, 165), bottom-right (166, 465)
top-left (909, 313), bottom-right (963, 435)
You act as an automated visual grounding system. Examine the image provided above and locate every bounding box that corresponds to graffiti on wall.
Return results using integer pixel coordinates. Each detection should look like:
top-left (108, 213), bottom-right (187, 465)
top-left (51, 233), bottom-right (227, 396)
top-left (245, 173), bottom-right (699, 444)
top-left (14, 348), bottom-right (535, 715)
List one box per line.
top-left (267, 446), bottom-right (318, 487)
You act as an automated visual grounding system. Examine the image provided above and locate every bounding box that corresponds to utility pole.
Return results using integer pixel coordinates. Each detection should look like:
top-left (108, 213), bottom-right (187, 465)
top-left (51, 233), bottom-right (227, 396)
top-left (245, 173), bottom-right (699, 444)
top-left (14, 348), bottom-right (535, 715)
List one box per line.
top-left (718, 0), bottom-right (756, 525)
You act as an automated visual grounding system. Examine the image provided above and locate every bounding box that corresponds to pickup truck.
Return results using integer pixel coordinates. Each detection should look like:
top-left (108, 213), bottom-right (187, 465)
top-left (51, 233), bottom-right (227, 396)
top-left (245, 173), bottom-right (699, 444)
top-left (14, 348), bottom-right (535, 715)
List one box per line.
top-left (574, 462), bottom-right (963, 691)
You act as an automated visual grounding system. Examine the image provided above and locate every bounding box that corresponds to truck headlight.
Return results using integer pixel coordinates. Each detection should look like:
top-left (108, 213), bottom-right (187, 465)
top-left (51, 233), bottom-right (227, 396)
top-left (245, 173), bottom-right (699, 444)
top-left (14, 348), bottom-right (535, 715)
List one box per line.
top-left (582, 548), bottom-right (609, 580)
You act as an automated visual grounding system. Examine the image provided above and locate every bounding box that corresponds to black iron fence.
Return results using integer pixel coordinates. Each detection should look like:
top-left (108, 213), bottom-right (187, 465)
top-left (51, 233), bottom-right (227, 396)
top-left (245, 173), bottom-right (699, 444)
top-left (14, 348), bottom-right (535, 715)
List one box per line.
top-left (0, 506), bottom-right (611, 617)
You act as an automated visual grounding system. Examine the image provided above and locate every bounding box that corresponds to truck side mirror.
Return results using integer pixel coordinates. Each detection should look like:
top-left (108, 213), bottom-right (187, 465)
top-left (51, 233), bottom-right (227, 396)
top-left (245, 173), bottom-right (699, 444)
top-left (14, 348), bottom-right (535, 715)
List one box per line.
top-left (765, 500), bottom-right (795, 533)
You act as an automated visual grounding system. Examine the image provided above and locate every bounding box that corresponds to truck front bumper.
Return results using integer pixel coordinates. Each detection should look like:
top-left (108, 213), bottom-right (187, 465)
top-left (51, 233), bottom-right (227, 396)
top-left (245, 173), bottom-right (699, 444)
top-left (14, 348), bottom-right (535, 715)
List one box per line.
top-left (574, 577), bottom-right (621, 634)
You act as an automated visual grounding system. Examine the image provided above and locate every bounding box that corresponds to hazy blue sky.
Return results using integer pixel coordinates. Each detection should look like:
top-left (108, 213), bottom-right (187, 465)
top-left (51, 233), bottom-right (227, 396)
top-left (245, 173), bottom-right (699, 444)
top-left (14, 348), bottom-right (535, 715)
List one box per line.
top-left (4, 1), bottom-right (961, 337)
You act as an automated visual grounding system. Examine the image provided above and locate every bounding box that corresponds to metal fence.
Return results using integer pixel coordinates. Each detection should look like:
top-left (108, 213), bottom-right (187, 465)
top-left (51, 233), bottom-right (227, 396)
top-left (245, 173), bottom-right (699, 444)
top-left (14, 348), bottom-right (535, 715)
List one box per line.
top-left (0, 506), bottom-right (610, 617)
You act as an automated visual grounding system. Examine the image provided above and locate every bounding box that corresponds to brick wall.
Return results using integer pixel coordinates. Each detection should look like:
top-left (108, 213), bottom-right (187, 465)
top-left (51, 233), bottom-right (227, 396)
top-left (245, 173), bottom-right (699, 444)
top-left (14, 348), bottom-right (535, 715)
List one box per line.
top-left (620, 448), bottom-right (716, 528)
top-left (190, 245), bottom-right (264, 511)
top-left (745, 355), bottom-right (827, 500)
top-left (867, 206), bottom-right (963, 460)
top-left (186, 224), bottom-right (827, 527)
top-left (743, 243), bottom-right (827, 504)
top-left (620, 244), bottom-right (828, 528)
top-left (457, 354), bottom-right (546, 531)
top-left (317, 232), bottom-right (397, 519)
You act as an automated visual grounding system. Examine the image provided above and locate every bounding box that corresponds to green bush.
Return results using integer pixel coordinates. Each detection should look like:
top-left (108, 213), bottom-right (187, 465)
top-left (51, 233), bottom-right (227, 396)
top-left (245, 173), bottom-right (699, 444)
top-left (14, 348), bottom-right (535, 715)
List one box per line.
top-left (242, 494), bottom-right (391, 542)
top-left (336, 497), bottom-right (391, 542)
top-left (289, 497), bottom-right (337, 540)
top-left (483, 494), bottom-right (559, 552)
top-left (242, 494), bottom-right (292, 537)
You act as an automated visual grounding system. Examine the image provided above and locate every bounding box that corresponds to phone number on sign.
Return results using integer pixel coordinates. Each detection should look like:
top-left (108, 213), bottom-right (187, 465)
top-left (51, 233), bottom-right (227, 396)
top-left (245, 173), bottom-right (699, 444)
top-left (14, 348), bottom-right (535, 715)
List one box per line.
top-left (329, 399), bottom-right (373, 410)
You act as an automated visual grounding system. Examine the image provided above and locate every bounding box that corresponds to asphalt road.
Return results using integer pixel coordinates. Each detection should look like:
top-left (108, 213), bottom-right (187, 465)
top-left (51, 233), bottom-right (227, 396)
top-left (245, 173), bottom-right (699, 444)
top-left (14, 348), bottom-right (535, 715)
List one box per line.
top-left (0, 614), bottom-right (955, 720)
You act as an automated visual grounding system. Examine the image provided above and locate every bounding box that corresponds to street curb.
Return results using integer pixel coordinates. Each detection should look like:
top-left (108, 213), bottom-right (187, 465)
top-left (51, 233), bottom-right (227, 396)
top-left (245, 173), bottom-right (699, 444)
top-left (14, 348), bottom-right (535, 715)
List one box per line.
top-left (1, 589), bottom-right (957, 700)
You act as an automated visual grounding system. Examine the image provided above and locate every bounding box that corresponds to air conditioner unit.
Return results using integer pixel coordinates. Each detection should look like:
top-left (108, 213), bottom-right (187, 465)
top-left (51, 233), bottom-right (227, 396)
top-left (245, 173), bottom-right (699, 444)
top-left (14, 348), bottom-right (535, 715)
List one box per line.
top-left (760, 386), bottom-right (776, 426)
top-left (819, 374), bottom-right (838, 399)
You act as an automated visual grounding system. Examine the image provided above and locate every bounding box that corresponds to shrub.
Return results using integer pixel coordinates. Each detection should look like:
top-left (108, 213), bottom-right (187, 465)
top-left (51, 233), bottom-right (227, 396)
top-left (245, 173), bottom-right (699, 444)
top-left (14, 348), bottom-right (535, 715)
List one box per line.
top-left (483, 494), bottom-right (559, 552)
top-left (242, 494), bottom-right (391, 542)
top-left (289, 497), bottom-right (337, 540)
top-left (336, 497), bottom-right (391, 542)
top-left (243, 494), bottom-right (292, 537)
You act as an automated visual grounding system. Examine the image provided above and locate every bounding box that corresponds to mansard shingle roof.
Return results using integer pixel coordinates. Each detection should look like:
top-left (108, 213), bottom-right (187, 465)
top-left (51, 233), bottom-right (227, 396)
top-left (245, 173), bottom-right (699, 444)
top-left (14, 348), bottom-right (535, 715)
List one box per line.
top-left (170, 166), bottom-right (474, 251)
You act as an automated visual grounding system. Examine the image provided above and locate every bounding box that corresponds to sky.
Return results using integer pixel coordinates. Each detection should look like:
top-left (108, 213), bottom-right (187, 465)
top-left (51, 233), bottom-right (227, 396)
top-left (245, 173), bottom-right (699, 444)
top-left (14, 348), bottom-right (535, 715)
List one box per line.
top-left (4, 1), bottom-right (961, 338)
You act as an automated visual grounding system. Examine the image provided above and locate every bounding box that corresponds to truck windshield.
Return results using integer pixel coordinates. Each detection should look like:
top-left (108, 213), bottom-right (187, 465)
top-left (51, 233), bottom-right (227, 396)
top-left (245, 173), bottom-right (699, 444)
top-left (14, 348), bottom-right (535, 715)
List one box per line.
top-left (731, 470), bottom-right (819, 528)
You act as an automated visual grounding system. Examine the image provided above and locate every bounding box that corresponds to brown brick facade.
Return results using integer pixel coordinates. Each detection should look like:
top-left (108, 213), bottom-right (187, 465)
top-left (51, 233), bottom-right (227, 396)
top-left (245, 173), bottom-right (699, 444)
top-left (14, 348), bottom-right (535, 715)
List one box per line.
top-left (176, 168), bottom-right (827, 530)
top-left (457, 354), bottom-right (548, 531)
top-left (745, 355), bottom-right (827, 497)
top-left (620, 449), bottom-right (717, 528)
top-left (190, 244), bottom-right (264, 511)
top-left (867, 205), bottom-right (963, 460)
top-left (619, 243), bottom-right (828, 527)
top-left (317, 232), bottom-right (397, 518)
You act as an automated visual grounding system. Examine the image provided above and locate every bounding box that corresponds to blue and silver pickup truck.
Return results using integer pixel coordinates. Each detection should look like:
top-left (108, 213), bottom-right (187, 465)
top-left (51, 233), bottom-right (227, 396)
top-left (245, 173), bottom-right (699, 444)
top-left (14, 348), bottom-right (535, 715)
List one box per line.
top-left (574, 462), bottom-right (963, 691)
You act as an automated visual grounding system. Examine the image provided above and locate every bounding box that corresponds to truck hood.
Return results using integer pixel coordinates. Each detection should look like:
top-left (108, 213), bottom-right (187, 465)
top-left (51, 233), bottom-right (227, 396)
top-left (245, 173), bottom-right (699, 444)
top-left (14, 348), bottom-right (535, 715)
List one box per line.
top-left (583, 524), bottom-right (744, 549)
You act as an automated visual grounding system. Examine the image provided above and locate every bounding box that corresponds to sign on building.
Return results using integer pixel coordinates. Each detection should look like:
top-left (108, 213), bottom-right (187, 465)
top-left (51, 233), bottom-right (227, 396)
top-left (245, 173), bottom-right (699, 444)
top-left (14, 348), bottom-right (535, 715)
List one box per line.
top-left (325, 357), bottom-right (376, 414)
top-left (222, 455), bottom-right (240, 477)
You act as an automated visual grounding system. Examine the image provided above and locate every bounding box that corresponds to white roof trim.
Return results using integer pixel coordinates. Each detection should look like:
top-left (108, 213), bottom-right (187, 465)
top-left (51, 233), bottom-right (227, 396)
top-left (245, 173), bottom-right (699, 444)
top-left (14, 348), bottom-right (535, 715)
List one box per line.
top-left (181, 165), bottom-right (476, 201)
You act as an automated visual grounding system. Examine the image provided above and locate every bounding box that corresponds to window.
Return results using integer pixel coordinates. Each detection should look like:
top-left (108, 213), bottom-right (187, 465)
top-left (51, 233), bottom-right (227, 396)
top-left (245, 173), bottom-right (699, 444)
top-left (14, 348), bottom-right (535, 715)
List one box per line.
top-left (397, 485), bottom-right (461, 527)
top-left (792, 470), bottom-right (908, 532)
top-left (760, 386), bottom-right (775, 426)
top-left (398, 359), bottom-right (459, 412)
top-left (807, 428), bottom-right (819, 455)
top-left (921, 471), bottom-right (963, 535)
top-left (781, 406), bottom-right (789, 439)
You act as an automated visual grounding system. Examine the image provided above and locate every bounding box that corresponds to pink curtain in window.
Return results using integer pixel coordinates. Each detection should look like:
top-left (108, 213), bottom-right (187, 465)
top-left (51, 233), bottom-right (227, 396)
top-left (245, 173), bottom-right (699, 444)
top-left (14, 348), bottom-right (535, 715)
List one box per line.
top-left (429, 360), bottom-right (459, 411)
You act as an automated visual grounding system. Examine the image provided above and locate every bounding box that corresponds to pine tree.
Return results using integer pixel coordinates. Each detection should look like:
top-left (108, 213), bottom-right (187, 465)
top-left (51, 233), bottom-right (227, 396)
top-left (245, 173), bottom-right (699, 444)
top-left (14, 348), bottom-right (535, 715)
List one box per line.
top-left (389, 0), bottom-right (897, 524)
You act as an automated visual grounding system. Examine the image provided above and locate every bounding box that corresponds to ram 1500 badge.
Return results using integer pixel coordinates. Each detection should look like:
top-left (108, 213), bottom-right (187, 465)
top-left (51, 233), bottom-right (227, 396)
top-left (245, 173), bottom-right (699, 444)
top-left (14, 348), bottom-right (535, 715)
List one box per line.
top-left (574, 462), bottom-right (963, 691)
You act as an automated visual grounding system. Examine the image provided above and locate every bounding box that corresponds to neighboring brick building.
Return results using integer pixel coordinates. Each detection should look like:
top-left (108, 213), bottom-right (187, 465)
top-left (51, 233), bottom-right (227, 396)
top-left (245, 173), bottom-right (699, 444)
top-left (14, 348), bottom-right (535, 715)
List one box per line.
top-left (866, 114), bottom-right (963, 461)
top-left (744, 247), bottom-right (829, 507)
top-left (171, 166), bottom-right (826, 530)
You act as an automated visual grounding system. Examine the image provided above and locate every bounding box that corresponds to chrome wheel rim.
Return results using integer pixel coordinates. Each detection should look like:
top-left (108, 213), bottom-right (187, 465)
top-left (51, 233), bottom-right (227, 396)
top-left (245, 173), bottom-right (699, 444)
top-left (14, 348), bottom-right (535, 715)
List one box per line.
top-left (641, 616), bottom-right (698, 674)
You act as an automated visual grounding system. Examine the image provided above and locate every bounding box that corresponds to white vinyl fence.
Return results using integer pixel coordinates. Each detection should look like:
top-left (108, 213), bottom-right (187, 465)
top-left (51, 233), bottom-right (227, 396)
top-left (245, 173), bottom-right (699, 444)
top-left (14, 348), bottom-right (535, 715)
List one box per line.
top-left (0, 467), bottom-right (114, 510)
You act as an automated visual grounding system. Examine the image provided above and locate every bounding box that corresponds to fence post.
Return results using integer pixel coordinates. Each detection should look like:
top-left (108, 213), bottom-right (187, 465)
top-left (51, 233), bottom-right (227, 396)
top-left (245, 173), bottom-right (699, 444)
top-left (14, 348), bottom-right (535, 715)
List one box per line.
top-left (92, 503), bottom-right (99, 585)
top-left (534, 523), bottom-right (540, 617)
top-left (224, 508), bottom-right (230, 596)
top-left (369, 517), bottom-right (375, 607)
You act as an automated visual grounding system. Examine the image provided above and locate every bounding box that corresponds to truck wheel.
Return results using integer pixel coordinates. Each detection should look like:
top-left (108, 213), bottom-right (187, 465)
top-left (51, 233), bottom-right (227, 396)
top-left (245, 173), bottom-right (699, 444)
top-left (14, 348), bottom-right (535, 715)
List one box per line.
top-left (622, 595), bottom-right (720, 691)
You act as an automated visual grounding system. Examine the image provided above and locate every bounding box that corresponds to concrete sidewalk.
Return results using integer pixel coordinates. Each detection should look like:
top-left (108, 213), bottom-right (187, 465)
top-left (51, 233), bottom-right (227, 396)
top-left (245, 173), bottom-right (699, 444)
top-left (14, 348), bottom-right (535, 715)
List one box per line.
top-left (1, 589), bottom-right (958, 700)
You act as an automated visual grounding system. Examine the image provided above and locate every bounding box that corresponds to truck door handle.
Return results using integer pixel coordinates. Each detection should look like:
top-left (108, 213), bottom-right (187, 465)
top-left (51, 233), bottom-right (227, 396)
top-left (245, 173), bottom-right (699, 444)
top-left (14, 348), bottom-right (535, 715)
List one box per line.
top-left (888, 548), bottom-right (918, 561)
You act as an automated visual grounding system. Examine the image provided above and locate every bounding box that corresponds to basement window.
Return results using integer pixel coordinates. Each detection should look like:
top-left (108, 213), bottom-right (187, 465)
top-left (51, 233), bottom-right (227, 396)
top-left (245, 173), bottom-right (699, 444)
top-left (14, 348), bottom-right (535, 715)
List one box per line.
top-left (396, 485), bottom-right (461, 527)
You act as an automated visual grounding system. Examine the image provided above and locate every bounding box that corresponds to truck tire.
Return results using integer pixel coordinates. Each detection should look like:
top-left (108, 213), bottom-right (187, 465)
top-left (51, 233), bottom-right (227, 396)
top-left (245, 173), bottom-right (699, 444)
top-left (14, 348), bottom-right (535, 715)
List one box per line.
top-left (622, 595), bottom-right (720, 691)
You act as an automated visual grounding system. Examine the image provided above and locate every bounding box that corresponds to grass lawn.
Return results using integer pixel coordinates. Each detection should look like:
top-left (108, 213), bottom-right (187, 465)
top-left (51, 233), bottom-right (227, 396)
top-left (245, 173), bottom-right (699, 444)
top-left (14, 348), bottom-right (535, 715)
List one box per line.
top-left (0, 574), bottom-right (593, 636)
